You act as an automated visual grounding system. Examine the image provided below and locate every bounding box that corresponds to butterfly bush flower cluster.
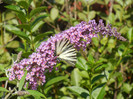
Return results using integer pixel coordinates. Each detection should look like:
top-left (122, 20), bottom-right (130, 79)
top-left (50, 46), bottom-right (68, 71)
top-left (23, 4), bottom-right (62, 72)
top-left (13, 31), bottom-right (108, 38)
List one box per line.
top-left (8, 19), bottom-right (126, 89)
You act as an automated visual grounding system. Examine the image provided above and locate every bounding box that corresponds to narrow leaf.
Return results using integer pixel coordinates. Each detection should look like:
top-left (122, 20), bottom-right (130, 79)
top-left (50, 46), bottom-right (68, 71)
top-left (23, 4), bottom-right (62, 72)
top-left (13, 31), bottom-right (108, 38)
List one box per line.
top-left (4, 25), bottom-right (20, 31)
top-left (5, 5), bottom-right (23, 13)
top-left (127, 28), bottom-right (133, 43)
top-left (71, 68), bottom-right (82, 86)
top-left (34, 31), bottom-right (53, 43)
top-left (97, 86), bottom-right (106, 99)
top-left (31, 14), bottom-right (48, 28)
top-left (11, 30), bottom-right (30, 43)
top-left (67, 86), bottom-right (89, 98)
top-left (18, 1), bottom-right (29, 9)
top-left (76, 57), bottom-right (89, 71)
top-left (30, 7), bottom-right (47, 18)
top-left (22, 52), bottom-right (32, 58)
top-left (45, 76), bottom-right (68, 88)
top-left (88, 54), bottom-right (95, 64)
top-left (92, 84), bottom-right (106, 99)
top-left (0, 77), bottom-right (8, 82)
top-left (32, 21), bottom-right (44, 32)
top-left (27, 90), bottom-right (46, 98)
top-left (18, 24), bottom-right (31, 32)
top-left (18, 71), bottom-right (27, 91)
top-left (92, 83), bottom-right (106, 92)
top-left (6, 41), bottom-right (19, 48)
top-left (17, 13), bottom-right (27, 23)
top-left (94, 64), bottom-right (108, 72)
top-left (91, 75), bottom-right (105, 84)
top-left (0, 87), bottom-right (9, 92)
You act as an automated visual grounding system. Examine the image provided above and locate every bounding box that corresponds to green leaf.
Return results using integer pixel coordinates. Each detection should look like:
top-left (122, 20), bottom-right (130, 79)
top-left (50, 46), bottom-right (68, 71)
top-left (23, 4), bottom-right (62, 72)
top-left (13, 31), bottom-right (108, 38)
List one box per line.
top-left (22, 52), bottom-right (32, 58)
top-left (118, 49), bottom-right (122, 56)
top-left (0, 51), bottom-right (11, 63)
top-left (18, 71), bottom-right (27, 91)
top-left (50, 8), bottom-right (59, 21)
top-left (0, 87), bottom-right (9, 92)
top-left (95, 86), bottom-right (106, 99)
top-left (116, 10), bottom-right (123, 22)
top-left (55, 0), bottom-right (65, 4)
top-left (11, 30), bottom-right (30, 43)
top-left (45, 76), bottom-right (68, 88)
top-left (4, 25), bottom-right (20, 31)
top-left (12, 54), bottom-right (18, 62)
top-left (122, 83), bottom-right (132, 94)
top-left (34, 31), bottom-right (53, 43)
top-left (92, 37), bottom-right (99, 47)
top-left (119, 26), bottom-right (129, 34)
top-left (125, 0), bottom-right (132, 6)
top-left (32, 21), bottom-right (44, 32)
top-left (94, 64), bottom-right (108, 72)
top-left (44, 85), bottom-right (53, 94)
top-left (31, 14), bottom-right (48, 27)
top-left (92, 83), bottom-right (106, 92)
top-left (6, 41), bottom-right (19, 48)
top-left (113, 4), bottom-right (123, 12)
top-left (28, 0), bottom-right (32, 6)
top-left (100, 36), bottom-right (108, 45)
top-left (67, 86), bottom-right (89, 98)
top-left (88, 54), bottom-right (95, 64)
top-left (30, 7), bottom-right (47, 18)
top-left (117, 93), bottom-right (124, 99)
top-left (88, 11), bottom-right (96, 20)
top-left (107, 39), bottom-right (116, 48)
top-left (18, 24), bottom-right (31, 32)
top-left (31, 14), bottom-right (48, 32)
top-left (127, 28), bottom-right (133, 43)
top-left (107, 13), bottom-right (115, 25)
top-left (79, 71), bottom-right (89, 78)
top-left (115, 0), bottom-right (124, 6)
top-left (60, 96), bottom-right (72, 99)
top-left (27, 90), bottom-right (46, 98)
top-left (18, 1), bottom-right (29, 9)
top-left (92, 84), bottom-right (106, 99)
top-left (76, 57), bottom-right (89, 71)
top-left (17, 13), bottom-right (27, 23)
top-left (0, 77), bottom-right (8, 82)
top-left (78, 12), bottom-right (87, 21)
top-left (91, 74), bottom-right (105, 84)
top-left (5, 5), bottom-right (24, 13)
top-left (71, 68), bottom-right (82, 86)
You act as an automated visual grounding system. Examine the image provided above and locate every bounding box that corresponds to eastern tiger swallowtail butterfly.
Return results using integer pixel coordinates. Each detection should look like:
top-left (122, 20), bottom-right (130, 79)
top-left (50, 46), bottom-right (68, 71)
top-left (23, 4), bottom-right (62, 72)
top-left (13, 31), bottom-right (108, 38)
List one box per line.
top-left (55, 38), bottom-right (77, 66)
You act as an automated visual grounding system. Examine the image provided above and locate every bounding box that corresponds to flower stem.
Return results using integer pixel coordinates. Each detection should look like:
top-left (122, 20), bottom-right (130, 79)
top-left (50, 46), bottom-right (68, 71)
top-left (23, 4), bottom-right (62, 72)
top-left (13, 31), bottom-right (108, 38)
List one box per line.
top-left (0, 11), bottom-right (4, 46)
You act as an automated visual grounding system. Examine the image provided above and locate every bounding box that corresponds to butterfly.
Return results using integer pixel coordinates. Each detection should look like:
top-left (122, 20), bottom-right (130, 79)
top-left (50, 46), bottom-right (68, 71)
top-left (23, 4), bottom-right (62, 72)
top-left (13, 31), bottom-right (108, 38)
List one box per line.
top-left (55, 38), bottom-right (77, 66)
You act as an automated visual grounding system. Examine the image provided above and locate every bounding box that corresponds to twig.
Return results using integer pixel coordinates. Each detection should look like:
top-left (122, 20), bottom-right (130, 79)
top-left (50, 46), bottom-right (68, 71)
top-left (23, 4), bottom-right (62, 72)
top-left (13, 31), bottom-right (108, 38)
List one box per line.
top-left (113, 78), bottom-right (117, 99)
top-left (74, 0), bottom-right (77, 19)
top-left (4, 87), bottom-right (17, 99)
top-left (109, 0), bottom-right (114, 14)
top-left (65, 0), bottom-right (69, 15)
top-left (0, 11), bottom-right (4, 46)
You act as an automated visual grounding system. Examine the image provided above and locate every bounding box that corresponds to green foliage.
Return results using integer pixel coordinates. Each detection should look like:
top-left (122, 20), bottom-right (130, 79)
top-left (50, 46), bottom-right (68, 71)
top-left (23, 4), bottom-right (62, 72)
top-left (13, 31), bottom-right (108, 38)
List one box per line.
top-left (18, 71), bottom-right (27, 91)
top-left (0, 87), bottom-right (9, 92)
top-left (0, 0), bottom-right (132, 99)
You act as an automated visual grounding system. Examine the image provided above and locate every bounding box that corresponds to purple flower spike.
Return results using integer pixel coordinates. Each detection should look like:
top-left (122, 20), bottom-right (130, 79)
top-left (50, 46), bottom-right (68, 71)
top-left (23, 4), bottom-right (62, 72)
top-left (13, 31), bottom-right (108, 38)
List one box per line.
top-left (8, 19), bottom-right (126, 89)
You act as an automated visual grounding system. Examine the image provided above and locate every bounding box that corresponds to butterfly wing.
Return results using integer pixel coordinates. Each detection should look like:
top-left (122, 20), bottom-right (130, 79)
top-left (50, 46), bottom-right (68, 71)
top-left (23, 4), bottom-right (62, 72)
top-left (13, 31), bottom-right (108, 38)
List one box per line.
top-left (55, 38), bottom-right (77, 66)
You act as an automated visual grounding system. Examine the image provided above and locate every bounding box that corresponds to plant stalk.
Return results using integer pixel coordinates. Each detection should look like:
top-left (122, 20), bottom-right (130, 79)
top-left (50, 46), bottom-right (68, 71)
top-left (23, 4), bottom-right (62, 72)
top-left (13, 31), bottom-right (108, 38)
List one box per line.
top-left (0, 11), bottom-right (4, 46)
